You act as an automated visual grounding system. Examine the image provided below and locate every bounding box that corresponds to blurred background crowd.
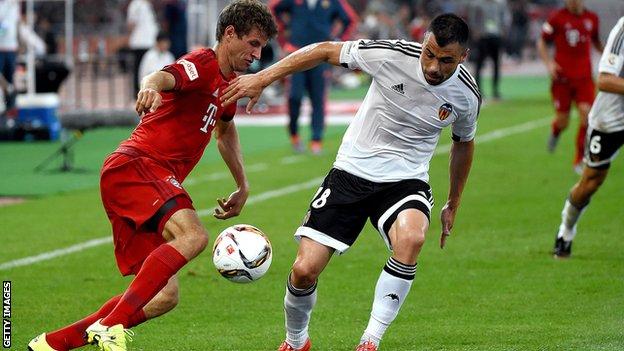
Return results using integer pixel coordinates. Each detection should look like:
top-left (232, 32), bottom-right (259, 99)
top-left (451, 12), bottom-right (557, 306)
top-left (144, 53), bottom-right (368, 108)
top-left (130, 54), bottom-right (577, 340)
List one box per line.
top-left (0, 0), bottom-right (623, 138)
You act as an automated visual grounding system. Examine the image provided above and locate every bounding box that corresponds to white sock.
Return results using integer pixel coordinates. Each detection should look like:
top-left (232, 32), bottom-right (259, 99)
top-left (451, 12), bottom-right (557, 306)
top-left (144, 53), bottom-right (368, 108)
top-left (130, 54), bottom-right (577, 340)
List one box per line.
top-left (557, 198), bottom-right (588, 241)
top-left (361, 257), bottom-right (416, 347)
top-left (284, 274), bottom-right (317, 349)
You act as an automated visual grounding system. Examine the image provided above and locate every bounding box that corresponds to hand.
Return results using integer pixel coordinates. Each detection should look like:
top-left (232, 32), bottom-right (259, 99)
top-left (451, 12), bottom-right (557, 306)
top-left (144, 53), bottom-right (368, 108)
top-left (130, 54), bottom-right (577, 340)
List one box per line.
top-left (220, 74), bottom-right (265, 113)
top-left (135, 88), bottom-right (163, 115)
top-left (440, 202), bottom-right (458, 249)
top-left (213, 186), bottom-right (249, 220)
top-left (547, 61), bottom-right (561, 79)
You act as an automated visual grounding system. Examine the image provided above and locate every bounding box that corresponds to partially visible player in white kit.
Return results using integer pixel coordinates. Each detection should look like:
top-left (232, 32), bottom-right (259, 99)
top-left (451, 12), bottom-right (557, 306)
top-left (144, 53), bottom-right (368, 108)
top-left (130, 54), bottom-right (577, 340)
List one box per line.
top-left (553, 16), bottom-right (624, 258)
top-left (222, 14), bottom-right (479, 351)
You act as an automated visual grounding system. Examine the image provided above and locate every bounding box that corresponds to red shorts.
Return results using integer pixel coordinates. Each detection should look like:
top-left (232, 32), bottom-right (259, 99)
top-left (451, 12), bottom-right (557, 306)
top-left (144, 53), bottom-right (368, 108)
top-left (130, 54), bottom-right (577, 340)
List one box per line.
top-left (100, 150), bottom-right (194, 276)
top-left (551, 77), bottom-right (595, 113)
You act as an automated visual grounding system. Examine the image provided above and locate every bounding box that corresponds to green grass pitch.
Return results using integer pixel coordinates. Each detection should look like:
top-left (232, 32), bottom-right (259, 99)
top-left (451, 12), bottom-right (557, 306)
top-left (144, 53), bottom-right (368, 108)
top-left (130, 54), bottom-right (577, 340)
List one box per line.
top-left (1, 76), bottom-right (623, 350)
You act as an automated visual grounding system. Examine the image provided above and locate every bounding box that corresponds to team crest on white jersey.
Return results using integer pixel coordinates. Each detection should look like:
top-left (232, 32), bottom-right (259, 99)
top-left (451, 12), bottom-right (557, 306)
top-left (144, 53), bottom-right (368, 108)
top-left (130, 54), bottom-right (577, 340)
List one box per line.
top-left (438, 103), bottom-right (453, 121)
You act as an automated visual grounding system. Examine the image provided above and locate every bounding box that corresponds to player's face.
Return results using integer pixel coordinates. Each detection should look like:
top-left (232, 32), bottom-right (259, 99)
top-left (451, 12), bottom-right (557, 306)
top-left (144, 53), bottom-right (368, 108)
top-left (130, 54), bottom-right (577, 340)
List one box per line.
top-left (224, 26), bottom-right (268, 72)
top-left (565, 0), bottom-right (583, 14)
top-left (420, 33), bottom-right (468, 86)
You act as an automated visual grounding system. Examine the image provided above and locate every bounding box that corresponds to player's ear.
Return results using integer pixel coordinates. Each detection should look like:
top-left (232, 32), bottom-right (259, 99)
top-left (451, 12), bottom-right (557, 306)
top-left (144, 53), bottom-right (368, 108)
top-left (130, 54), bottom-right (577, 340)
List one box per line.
top-left (460, 48), bottom-right (469, 64)
top-left (224, 25), bottom-right (236, 41)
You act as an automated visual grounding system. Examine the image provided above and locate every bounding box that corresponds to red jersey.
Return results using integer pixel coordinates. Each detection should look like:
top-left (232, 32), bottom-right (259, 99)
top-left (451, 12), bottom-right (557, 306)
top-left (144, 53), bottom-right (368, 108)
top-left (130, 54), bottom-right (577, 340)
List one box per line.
top-left (120, 48), bottom-right (236, 181)
top-left (541, 7), bottom-right (599, 80)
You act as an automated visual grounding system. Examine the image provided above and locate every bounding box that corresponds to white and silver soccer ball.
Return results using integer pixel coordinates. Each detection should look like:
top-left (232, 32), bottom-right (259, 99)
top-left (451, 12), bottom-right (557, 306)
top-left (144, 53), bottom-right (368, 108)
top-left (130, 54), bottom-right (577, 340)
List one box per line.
top-left (212, 224), bottom-right (272, 283)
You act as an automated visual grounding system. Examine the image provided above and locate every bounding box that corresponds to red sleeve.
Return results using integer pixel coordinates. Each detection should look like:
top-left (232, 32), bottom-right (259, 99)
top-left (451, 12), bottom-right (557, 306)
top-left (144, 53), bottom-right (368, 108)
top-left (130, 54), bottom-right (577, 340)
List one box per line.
top-left (162, 49), bottom-right (216, 92)
top-left (221, 102), bottom-right (236, 122)
top-left (541, 13), bottom-right (557, 42)
top-left (592, 13), bottom-right (600, 42)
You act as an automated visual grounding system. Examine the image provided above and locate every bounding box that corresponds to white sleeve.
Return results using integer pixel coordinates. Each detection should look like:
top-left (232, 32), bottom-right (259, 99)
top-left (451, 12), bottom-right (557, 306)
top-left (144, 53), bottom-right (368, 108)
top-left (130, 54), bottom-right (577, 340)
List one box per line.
top-left (599, 19), bottom-right (624, 75)
top-left (127, 1), bottom-right (140, 25)
top-left (451, 107), bottom-right (478, 142)
top-left (340, 40), bottom-right (418, 76)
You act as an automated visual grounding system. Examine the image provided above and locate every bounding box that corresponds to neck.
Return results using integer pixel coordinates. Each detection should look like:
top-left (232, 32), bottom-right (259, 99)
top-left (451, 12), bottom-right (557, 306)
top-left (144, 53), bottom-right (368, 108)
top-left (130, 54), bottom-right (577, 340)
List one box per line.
top-left (215, 43), bottom-right (233, 77)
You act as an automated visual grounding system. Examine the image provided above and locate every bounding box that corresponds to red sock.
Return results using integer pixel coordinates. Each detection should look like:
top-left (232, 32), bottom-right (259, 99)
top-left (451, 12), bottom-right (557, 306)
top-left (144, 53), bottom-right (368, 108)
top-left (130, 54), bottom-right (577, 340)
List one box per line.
top-left (551, 120), bottom-right (562, 137)
top-left (45, 295), bottom-right (147, 350)
top-left (575, 124), bottom-right (588, 165)
top-left (101, 244), bottom-right (187, 327)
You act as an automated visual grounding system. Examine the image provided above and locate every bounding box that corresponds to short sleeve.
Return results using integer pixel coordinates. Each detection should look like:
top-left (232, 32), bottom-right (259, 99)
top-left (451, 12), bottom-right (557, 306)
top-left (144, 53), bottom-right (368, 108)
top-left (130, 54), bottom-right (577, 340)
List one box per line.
top-left (451, 109), bottom-right (478, 142)
top-left (162, 50), bottom-right (214, 92)
top-left (340, 40), bottom-right (410, 76)
top-left (599, 19), bottom-right (624, 75)
top-left (541, 16), bottom-right (557, 42)
top-left (221, 102), bottom-right (236, 122)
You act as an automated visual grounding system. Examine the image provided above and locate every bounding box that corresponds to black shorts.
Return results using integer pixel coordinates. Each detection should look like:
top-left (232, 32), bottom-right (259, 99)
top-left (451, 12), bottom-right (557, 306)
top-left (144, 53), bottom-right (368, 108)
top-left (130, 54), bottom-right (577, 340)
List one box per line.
top-left (584, 127), bottom-right (624, 169)
top-left (295, 168), bottom-right (434, 254)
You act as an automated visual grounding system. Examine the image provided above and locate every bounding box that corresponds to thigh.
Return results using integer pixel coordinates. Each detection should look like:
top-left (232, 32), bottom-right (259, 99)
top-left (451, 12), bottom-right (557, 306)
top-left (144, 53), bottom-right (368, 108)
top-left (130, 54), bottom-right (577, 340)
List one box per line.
top-left (101, 153), bottom-right (193, 275)
top-left (289, 72), bottom-right (306, 100)
top-left (585, 127), bottom-right (624, 169)
top-left (551, 80), bottom-right (572, 114)
top-left (295, 168), bottom-right (371, 254)
top-left (574, 78), bottom-right (596, 108)
top-left (369, 179), bottom-right (434, 251)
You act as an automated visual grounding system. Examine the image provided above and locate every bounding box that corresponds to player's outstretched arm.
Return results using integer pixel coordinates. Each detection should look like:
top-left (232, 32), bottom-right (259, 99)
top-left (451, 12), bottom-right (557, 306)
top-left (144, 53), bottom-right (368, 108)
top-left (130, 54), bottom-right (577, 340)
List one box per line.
top-left (214, 119), bottom-right (249, 220)
top-left (221, 41), bottom-right (345, 112)
top-left (597, 72), bottom-right (624, 95)
top-left (440, 139), bottom-right (474, 249)
top-left (135, 71), bottom-right (176, 115)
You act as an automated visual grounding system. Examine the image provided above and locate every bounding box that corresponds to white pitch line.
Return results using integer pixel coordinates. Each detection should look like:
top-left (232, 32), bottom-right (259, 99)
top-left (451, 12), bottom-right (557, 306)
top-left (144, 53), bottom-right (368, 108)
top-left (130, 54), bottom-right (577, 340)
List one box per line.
top-left (0, 117), bottom-right (549, 271)
top-left (281, 155), bottom-right (305, 164)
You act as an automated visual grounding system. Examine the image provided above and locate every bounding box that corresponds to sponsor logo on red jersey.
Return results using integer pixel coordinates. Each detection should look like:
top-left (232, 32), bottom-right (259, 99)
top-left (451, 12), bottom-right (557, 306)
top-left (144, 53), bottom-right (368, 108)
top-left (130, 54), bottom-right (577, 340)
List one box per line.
top-left (177, 59), bottom-right (199, 81)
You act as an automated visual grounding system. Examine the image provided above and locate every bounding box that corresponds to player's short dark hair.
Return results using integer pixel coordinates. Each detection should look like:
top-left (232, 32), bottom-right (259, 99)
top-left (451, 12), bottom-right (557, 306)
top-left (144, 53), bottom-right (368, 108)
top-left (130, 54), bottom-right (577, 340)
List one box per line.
top-left (216, 0), bottom-right (278, 42)
top-left (428, 14), bottom-right (470, 47)
top-left (156, 31), bottom-right (169, 42)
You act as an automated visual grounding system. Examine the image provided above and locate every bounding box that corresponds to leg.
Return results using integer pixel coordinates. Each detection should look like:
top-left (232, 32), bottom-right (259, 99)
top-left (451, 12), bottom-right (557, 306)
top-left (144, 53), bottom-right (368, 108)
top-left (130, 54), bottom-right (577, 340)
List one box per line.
top-left (42, 277), bottom-right (178, 350)
top-left (288, 72), bottom-right (306, 151)
top-left (554, 166), bottom-right (608, 258)
top-left (474, 39), bottom-right (486, 92)
top-left (548, 80), bottom-right (572, 153)
top-left (280, 237), bottom-right (334, 350)
top-left (100, 208), bottom-right (206, 327)
top-left (491, 37), bottom-right (502, 99)
top-left (574, 102), bottom-right (591, 168)
top-left (306, 65), bottom-right (327, 153)
top-left (360, 209), bottom-right (429, 348)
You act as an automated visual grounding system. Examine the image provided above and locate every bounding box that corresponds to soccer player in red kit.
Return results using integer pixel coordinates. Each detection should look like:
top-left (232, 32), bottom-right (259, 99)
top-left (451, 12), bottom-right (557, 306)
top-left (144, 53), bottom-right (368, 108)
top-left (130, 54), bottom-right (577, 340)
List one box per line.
top-left (27, 1), bottom-right (277, 351)
top-left (537, 0), bottom-right (603, 173)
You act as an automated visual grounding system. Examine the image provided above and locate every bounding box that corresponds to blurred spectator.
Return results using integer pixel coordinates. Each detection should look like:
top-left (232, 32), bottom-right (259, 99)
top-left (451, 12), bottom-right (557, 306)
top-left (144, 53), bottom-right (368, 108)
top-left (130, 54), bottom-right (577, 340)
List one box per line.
top-left (270, 0), bottom-right (358, 154)
top-left (163, 0), bottom-right (187, 59)
top-left (506, 0), bottom-right (529, 62)
top-left (138, 31), bottom-right (175, 82)
top-left (467, 0), bottom-right (510, 100)
top-left (36, 16), bottom-right (57, 56)
top-left (127, 0), bottom-right (158, 96)
top-left (0, 0), bottom-right (20, 111)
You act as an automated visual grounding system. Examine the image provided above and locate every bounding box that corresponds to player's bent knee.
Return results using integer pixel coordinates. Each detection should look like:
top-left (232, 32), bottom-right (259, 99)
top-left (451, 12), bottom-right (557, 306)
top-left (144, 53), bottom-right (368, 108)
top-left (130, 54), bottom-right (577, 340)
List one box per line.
top-left (397, 229), bottom-right (426, 252)
top-left (290, 261), bottom-right (320, 288)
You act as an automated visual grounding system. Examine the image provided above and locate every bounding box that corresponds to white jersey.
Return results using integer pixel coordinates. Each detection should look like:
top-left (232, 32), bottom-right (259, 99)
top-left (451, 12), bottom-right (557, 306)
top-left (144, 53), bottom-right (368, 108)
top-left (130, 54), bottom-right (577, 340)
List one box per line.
top-left (0, 0), bottom-right (20, 51)
top-left (127, 0), bottom-right (158, 49)
top-left (589, 17), bottom-right (624, 133)
top-left (335, 39), bottom-right (480, 183)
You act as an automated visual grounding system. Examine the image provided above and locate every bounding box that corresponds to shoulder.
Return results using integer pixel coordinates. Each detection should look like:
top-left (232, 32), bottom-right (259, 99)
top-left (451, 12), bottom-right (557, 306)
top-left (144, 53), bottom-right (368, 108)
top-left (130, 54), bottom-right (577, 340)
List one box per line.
top-left (356, 39), bottom-right (422, 59)
top-left (183, 48), bottom-right (217, 65)
top-left (453, 65), bottom-right (481, 113)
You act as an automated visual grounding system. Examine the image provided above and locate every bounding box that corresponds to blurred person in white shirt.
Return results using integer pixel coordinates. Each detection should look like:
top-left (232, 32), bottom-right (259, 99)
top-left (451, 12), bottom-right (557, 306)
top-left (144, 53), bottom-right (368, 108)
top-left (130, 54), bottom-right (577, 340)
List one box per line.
top-left (138, 32), bottom-right (175, 83)
top-left (127, 0), bottom-right (158, 96)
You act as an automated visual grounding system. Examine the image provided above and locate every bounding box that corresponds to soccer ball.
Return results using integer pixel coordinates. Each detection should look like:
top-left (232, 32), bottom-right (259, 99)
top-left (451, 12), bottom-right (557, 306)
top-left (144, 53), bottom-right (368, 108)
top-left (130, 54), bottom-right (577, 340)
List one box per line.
top-left (212, 224), bottom-right (272, 283)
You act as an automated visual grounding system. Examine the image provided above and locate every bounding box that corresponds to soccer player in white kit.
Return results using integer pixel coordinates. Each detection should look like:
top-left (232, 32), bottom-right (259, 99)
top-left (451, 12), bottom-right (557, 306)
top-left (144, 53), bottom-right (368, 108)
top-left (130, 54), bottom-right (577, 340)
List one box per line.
top-left (553, 16), bottom-right (624, 258)
top-left (222, 14), bottom-right (480, 351)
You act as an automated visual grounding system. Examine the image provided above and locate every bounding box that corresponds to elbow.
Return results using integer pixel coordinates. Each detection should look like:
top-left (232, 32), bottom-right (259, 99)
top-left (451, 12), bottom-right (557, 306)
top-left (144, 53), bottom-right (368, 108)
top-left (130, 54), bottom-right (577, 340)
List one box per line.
top-left (597, 73), bottom-right (613, 93)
